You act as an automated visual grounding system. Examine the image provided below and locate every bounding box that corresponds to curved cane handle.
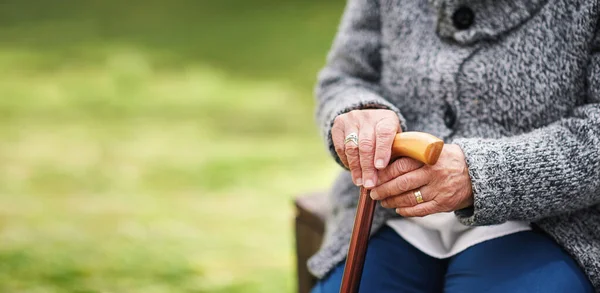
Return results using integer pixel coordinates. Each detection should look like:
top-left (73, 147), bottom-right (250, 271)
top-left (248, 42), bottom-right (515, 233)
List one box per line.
top-left (391, 132), bottom-right (444, 165)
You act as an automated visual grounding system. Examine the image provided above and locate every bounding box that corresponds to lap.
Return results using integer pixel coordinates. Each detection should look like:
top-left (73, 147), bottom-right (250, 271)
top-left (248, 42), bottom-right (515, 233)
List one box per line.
top-left (313, 227), bottom-right (593, 293)
top-left (312, 226), bottom-right (446, 293)
top-left (445, 230), bottom-right (593, 293)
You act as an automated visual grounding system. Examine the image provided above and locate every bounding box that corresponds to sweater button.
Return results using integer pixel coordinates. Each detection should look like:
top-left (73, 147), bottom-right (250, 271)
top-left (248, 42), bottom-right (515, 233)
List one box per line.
top-left (444, 104), bottom-right (457, 128)
top-left (452, 6), bottom-right (475, 30)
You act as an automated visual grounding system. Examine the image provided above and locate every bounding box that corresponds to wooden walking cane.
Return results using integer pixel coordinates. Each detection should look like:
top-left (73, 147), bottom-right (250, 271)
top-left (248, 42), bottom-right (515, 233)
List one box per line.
top-left (339, 132), bottom-right (444, 293)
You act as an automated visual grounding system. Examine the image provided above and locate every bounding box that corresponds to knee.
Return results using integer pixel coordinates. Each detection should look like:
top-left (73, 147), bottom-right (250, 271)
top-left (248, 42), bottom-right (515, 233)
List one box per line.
top-left (538, 261), bottom-right (593, 293)
top-left (487, 260), bottom-right (595, 293)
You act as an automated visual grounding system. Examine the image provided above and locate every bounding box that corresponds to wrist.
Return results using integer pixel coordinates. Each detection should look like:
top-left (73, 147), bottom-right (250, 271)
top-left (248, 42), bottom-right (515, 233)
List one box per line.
top-left (446, 144), bottom-right (474, 209)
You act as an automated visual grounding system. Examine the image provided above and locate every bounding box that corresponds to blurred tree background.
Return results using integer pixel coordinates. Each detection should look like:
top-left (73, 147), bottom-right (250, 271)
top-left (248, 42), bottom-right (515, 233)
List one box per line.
top-left (0, 0), bottom-right (344, 292)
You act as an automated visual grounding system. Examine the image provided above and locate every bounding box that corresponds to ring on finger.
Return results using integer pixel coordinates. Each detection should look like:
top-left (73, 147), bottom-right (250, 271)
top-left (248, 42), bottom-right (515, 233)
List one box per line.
top-left (344, 132), bottom-right (358, 146)
top-left (414, 189), bottom-right (424, 204)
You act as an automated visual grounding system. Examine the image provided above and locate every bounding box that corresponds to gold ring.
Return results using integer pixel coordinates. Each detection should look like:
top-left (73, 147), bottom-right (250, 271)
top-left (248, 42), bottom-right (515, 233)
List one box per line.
top-left (414, 190), bottom-right (424, 204)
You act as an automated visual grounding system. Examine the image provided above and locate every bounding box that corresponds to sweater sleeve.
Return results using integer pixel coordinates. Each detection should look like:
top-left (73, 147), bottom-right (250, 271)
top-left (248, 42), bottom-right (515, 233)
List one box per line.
top-left (316, 0), bottom-right (406, 168)
top-left (452, 51), bottom-right (600, 226)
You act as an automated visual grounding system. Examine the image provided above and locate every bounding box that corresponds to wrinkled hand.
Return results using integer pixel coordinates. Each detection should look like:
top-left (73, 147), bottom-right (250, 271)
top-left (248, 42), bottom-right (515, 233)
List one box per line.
top-left (370, 144), bottom-right (474, 217)
top-left (331, 109), bottom-right (400, 188)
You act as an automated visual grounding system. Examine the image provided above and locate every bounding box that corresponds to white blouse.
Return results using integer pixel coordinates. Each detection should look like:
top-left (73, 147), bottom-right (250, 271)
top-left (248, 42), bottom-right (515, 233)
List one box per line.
top-left (386, 213), bottom-right (531, 258)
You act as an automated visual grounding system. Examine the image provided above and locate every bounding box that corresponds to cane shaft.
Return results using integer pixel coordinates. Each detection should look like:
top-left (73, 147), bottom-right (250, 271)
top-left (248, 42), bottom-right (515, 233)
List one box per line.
top-left (339, 187), bottom-right (376, 293)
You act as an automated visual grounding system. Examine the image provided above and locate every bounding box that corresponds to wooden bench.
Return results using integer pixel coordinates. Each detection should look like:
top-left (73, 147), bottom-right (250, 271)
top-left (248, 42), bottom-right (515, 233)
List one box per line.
top-left (294, 192), bottom-right (328, 293)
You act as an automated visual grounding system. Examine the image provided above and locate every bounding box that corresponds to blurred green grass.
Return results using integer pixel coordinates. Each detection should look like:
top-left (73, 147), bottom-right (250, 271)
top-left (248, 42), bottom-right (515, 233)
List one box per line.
top-left (0, 0), bottom-right (344, 292)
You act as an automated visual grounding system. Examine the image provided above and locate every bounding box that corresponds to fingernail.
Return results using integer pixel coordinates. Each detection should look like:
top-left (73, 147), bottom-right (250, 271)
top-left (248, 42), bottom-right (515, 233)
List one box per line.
top-left (375, 159), bottom-right (385, 169)
top-left (364, 179), bottom-right (374, 188)
top-left (355, 178), bottom-right (363, 186)
top-left (370, 190), bottom-right (379, 200)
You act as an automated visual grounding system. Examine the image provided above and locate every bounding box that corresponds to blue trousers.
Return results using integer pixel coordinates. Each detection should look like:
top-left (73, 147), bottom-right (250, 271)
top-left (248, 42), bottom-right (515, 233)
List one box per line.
top-left (312, 226), bottom-right (593, 293)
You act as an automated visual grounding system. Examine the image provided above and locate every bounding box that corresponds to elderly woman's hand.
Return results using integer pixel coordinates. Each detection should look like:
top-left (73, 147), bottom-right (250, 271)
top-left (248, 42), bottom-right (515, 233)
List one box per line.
top-left (370, 144), bottom-right (474, 217)
top-left (331, 109), bottom-right (400, 188)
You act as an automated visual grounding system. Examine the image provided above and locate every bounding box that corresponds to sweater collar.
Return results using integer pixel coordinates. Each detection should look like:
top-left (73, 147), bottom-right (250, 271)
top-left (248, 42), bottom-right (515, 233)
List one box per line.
top-left (430, 0), bottom-right (548, 44)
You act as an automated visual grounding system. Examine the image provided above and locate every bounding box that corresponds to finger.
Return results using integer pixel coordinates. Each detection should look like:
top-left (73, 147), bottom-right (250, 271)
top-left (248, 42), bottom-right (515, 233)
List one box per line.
top-left (344, 126), bottom-right (362, 186)
top-left (370, 168), bottom-right (430, 200)
top-left (358, 124), bottom-right (377, 188)
top-left (376, 157), bottom-right (423, 185)
top-left (331, 117), bottom-right (349, 168)
top-left (380, 185), bottom-right (432, 209)
top-left (373, 119), bottom-right (398, 170)
top-left (396, 201), bottom-right (441, 217)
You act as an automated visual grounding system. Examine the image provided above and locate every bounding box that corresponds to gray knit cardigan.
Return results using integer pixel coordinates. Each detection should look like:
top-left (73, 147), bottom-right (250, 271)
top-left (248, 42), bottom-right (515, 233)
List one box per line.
top-left (309, 0), bottom-right (600, 289)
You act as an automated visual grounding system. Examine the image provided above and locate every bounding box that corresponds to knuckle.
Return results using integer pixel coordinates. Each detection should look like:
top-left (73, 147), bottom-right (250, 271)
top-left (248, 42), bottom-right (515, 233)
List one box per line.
top-left (331, 122), bottom-right (343, 133)
top-left (348, 160), bottom-right (361, 170)
top-left (437, 165), bottom-right (450, 177)
top-left (349, 154), bottom-right (361, 165)
top-left (381, 199), bottom-right (390, 208)
top-left (331, 133), bottom-right (344, 145)
top-left (394, 177), bottom-right (409, 193)
top-left (362, 167), bottom-right (375, 175)
top-left (389, 197), bottom-right (399, 208)
top-left (375, 144), bottom-right (392, 157)
top-left (393, 159), bottom-right (409, 175)
top-left (346, 151), bottom-right (358, 160)
top-left (424, 205), bottom-right (437, 215)
top-left (410, 206), bottom-right (425, 216)
top-left (359, 148), bottom-right (374, 158)
top-left (332, 117), bottom-right (344, 129)
top-left (377, 172), bottom-right (389, 185)
top-left (394, 198), bottom-right (406, 208)
top-left (432, 163), bottom-right (445, 173)
top-left (348, 110), bottom-right (361, 119)
top-left (358, 138), bottom-right (374, 150)
top-left (408, 192), bottom-right (418, 206)
top-left (378, 167), bottom-right (390, 179)
top-left (345, 143), bottom-right (359, 153)
top-left (376, 186), bottom-right (390, 199)
top-left (335, 147), bottom-right (346, 159)
top-left (375, 143), bottom-right (391, 152)
top-left (421, 166), bottom-right (435, 178)
top-left (397, 196), bottom-right (410, 207)
top-left (334, 142), bottom-right (345, 153)
top-left (359, 147), bottom-right (373, 157)
top-left (333, 140), bottom-right (344, 152)
top-left (376, 123), bottom-right (397, 136)
top-left (384, 110), bottom-right (398, 118)
top-left (413, 210), bottom-right (426, 217)
top-left (397, 208), bottom-right (410, 217)
top-left (447, 159), bottom-right (461, 172)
